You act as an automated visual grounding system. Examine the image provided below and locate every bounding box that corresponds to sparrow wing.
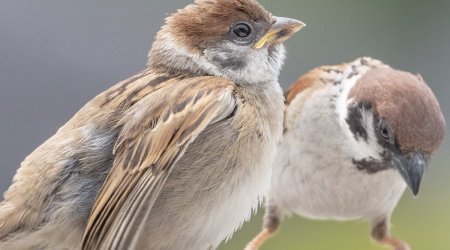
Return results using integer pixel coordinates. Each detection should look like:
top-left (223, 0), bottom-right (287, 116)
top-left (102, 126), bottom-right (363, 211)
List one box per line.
top-left (82, 76), bottom-right (236, 249)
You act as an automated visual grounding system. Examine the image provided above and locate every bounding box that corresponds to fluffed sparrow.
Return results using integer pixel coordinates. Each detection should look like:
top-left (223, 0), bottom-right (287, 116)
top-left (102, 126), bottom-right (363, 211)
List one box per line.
top-left (245, 57), bottom-right (445, 250)
top-left (0, 0), bottom-right (304, 249)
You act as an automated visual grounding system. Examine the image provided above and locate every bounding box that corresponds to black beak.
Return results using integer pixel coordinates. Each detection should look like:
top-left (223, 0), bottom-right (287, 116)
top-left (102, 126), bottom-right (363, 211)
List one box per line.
top-left (391, 151), bottom-right (426, 196)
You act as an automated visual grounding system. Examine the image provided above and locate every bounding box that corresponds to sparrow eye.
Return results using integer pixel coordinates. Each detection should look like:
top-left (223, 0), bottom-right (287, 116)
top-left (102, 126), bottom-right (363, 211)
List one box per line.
top-left (378, 119), bottom-right (394, 143)
top-left (230, 22), bottom-right (254, 44)
top-left (233, 23), bottom-right (252, 38)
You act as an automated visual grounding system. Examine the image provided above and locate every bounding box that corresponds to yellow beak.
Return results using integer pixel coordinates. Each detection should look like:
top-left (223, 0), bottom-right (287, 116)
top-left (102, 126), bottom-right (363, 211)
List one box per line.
top-left (255, 16), bottom-right (305, 49)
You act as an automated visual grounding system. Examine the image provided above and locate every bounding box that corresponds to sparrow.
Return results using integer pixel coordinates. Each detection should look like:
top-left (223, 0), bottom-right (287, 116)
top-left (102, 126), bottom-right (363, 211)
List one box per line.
top-left (245, 57), bottom-right (446, 250)
top-left (0, 0), bottom-right (304, 249)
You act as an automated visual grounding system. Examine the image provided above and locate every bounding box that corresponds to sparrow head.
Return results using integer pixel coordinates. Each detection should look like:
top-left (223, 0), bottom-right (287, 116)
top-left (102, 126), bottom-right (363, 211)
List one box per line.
top-left (148, 0), bottom-right (304, 84)
top-left (342, 58), bottom-right (446, 196)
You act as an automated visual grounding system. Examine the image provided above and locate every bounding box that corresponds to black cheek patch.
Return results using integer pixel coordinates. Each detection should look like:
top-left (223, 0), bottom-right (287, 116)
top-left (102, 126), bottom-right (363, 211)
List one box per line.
top-left (346, 102), bottom-right (372, 141)
top-left (352, 158), bottom-right (391, 174)
top-left (213, 54), bottom-right (247, 71)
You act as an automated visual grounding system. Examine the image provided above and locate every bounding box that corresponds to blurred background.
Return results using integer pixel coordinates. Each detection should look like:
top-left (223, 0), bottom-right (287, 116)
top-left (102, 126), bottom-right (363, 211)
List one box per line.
top-left (0, 0), bottom-right (449, 249)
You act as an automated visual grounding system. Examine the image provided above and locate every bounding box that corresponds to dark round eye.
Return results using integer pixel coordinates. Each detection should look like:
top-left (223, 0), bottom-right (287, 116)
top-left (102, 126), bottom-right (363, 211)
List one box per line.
top-left (380, 127), bottom-right (390, 140)
top-left (232, 22), bottom-right (252, 38)
top-left (378, 119), bottom-right (393, 142)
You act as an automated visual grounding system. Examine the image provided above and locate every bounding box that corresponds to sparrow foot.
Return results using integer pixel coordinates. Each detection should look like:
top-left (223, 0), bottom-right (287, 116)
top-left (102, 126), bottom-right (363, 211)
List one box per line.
top-left (380, 236), bottom-right (411, 250)
top-left (371, 218), bottom-right (411, 250)
top-left (244, 228), bottom-right (272, 250)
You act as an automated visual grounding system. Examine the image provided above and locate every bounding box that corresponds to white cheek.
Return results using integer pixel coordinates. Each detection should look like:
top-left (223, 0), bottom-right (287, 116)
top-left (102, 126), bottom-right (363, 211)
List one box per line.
top-left (350, 110), bottom-right (384, 160)
top-left (335, 60), bottom-right (384, 161)
top-left (205, 42), bottom-right (286, 84)
top-left (235, 47), bottom-right (283, 83)
top-left (151, 32), bottom-right (286, 85)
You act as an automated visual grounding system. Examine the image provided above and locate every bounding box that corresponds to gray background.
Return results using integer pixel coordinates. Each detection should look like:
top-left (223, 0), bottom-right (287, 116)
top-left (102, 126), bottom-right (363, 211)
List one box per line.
top-left (1, 1), bottom-right (449, 249)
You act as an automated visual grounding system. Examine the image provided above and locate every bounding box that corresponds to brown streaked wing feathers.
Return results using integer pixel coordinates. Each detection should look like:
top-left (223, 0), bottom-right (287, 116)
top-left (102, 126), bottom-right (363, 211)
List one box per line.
top-left (82, 76), bottom-right (235, 249)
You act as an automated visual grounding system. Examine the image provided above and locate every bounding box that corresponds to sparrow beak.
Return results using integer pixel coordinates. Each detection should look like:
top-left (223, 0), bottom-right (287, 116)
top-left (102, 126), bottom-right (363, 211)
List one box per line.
top-left (255, 16), bottom-right (305, 49)
top-left (391, 151), bottom-right (426, 196)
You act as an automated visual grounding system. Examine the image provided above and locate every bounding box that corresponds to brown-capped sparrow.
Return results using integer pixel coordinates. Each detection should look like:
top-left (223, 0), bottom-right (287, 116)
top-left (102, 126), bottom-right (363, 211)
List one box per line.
top-left (245, 57), bottom-right (445, 250)
top-left (0, 0), bottom-right (304, 249)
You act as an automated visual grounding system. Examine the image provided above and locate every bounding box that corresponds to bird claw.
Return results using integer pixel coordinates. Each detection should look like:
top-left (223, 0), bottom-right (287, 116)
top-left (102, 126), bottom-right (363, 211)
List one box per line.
top-left (244, 228), bottom-right (272, 250)
top-left (244, 243), bottom-right (259, 250)
top-left (381, 236), bottom-right (411, 250)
